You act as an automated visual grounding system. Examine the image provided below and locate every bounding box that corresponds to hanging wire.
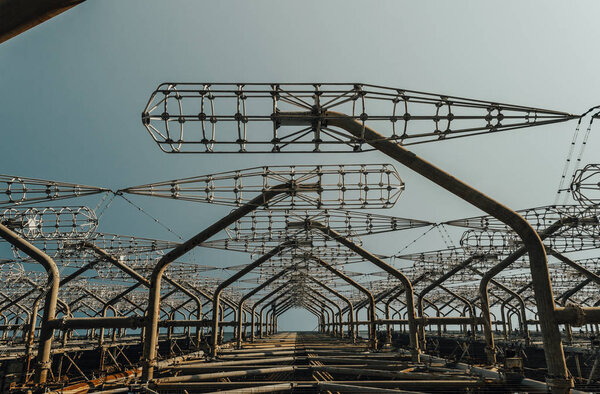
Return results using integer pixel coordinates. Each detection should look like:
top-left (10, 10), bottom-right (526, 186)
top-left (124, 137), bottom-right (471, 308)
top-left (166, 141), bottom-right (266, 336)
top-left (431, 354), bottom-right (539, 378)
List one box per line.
top-left (555, 106), bottom-right (600, 205)
top-left (94, 191), bottom-right (117, 221)
top-left (117, 193), bottom-right (184, 241)
top-left (393, 223), bottom-right (437, 256)
top-left (561, 110), bottom-right (600, 205)
top-left (92, 191), bottom-right (111, 212)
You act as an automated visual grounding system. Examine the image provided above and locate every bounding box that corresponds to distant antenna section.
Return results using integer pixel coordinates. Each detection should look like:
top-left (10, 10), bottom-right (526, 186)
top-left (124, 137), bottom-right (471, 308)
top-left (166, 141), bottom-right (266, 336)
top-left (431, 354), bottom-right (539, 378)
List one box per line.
top-left (445, 205), bottom-right (600, 232)
top-left (120, 164), bottom-right (404, 209)
top-left (224, 208), bottom-right (432, 240)
top-left (141, 83), bottom-right (576, 153)
top-left (0, 206), bottom-right (97, 240)
top-left (0, 174), bottom-right (108, 207)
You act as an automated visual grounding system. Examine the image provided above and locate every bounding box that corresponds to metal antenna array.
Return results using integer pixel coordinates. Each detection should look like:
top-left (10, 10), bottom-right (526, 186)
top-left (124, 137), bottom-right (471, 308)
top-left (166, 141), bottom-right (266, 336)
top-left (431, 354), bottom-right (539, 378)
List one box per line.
top-left (223, 208), bottom-right (432, 240)
top-left (2, 81), bottom-right (598, 394)
top-left (0, 174), bottom-right (107, 206)
top-left (0, 206), bottom-right (98, 240)
top-left (141, 83), bottom-right (575, 153)
top-left (571, 164), bottom-right (600, 207)
top-left (120, 164), bottom-right (404, 209)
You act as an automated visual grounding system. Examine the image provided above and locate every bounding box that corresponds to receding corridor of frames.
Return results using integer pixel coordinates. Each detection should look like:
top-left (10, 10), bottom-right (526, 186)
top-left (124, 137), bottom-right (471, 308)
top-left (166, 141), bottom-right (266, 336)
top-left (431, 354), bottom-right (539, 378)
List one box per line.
top-left (1, 78), bottom-right (600, 394)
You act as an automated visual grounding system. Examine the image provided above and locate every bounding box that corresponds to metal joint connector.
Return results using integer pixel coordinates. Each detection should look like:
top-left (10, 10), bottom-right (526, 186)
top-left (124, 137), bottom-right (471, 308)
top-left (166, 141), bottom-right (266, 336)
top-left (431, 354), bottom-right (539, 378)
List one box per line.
top-left (566, 303), bottom-right (586, 327)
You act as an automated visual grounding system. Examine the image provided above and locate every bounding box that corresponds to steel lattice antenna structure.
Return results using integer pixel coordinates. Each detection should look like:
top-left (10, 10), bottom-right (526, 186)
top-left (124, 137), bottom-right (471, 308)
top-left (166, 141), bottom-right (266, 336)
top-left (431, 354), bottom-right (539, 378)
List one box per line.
top-left (444, 205), bottom-right (600, 254)
top-left (249, 250), bottom-right (378, 266)
top-left (0, 174), bottom-right (108, 207)
top-left (1, 80), bottom-right (594, 394)
top-left (460, 227), bottom-right (600, 255)
top-left (137, 81), bottom-right (593, 391)
top-left (571, 164), bottom-right (600, 207)
top-left (141, 83), bottom-right (575, 153)
top-left (120, 164), bottom-right (404, 209)
top-left (201, 236), bottom-right (362, 255)
top-left (199, 208), bottom-right (428, 264)
top-left (120, 161), bottom-right (417, 380)
top-left (445, 204), bottom-right (600, 232)
top-left (8, 232), bottom-right (179, 263)
top-left (224, 208), bottom-right (432, 240)
top-left (0, 206), bottom-right (98, 240)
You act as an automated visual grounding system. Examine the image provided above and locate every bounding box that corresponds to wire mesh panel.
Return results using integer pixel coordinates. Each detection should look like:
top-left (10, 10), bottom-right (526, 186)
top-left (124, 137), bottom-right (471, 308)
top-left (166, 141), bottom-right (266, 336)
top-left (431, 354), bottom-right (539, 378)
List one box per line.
top-left (202, 236), bottom-right (361, 256)
top-left (397, 248), bottom-right (499, 277)
top-left (259, 252), bottom-right (373, 266)
top-left (120, 164), bottom-right (404, 209)
top-left (460, 229), bottom-right (520, 255)
top-left (202, 226), bottom-right (334, 249)
top-left (141, 83), bottom-right (575, 153)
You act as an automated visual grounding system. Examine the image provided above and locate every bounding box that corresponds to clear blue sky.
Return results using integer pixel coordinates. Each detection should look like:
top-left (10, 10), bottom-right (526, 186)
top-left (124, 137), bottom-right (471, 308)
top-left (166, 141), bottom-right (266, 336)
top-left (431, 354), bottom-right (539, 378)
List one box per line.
top-left (1, 1), bottom-right (599, 330)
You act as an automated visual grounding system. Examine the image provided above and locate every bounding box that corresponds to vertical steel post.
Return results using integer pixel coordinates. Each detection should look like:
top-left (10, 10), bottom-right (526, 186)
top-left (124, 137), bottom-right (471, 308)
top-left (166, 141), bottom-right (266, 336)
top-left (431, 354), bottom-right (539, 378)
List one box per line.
top-left (0, 223), bottom-right (59, 384)
top-left (141, 187), bottom-right (291, 380)
top-left (279, 110), bottom-right (571, 391)
top-left (236, 267), bottom-right (290, 347)
top-left (306, 222), bottom-right (419, 361)
top-left (306, 275), bottom-right (352, 339)
top-left (210, 242), bottom-right (290, 357)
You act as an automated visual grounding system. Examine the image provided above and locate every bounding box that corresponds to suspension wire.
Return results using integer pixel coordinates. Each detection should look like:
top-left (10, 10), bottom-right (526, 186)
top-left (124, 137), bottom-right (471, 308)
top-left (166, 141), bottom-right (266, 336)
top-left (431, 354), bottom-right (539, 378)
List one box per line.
top-left (555, 106), bottom-right (600, 205)
top-left (117, 193), bottom-right (184, 241)
top-left (393, 224), bottom-right (437, 257)
top-left (554, 121), bottom-right (583, 205)
top-left (561, 110), bottom-right (600, 205)
top-left (92, 191), bottom-right (111, 212)
top-left (94, 192), bottom-right (117, 221)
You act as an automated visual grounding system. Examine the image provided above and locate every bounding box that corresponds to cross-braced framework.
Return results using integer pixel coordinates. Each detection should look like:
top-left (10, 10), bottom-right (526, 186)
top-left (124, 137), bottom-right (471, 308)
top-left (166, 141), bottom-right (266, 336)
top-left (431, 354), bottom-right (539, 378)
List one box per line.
top-left (120, 164), bottom-right (404, 209)
top-left (0, 206), bottom-right (98, 240)
top-left (4, 80), bottom-right (600, 394)
top-left (223, 208), bottom-right (432, 239)
top-left (571, 164), bottom-right (600, 207)
top-left (141, 83), bottom-right (575, 153)
top-left (0, 174), bottom-right (108, 207)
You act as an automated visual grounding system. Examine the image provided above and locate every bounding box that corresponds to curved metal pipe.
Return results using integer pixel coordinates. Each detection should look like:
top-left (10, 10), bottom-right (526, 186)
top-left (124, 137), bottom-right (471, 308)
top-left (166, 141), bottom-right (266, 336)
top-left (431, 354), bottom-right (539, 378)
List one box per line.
top-left (306, 275), bottom-right (352, 340)
top-left (0, 223), bottom-right (59, 384)
top-left (236, 267), bottom-right (291, 347)
top-left (141, 186), bottom-right (290, 380)
top-left (210, 242), bottom-right (292, 357)
top-left (302, 222), bottom-right (418, 360)
top-left (321, 110), bottom-right (568, 390)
